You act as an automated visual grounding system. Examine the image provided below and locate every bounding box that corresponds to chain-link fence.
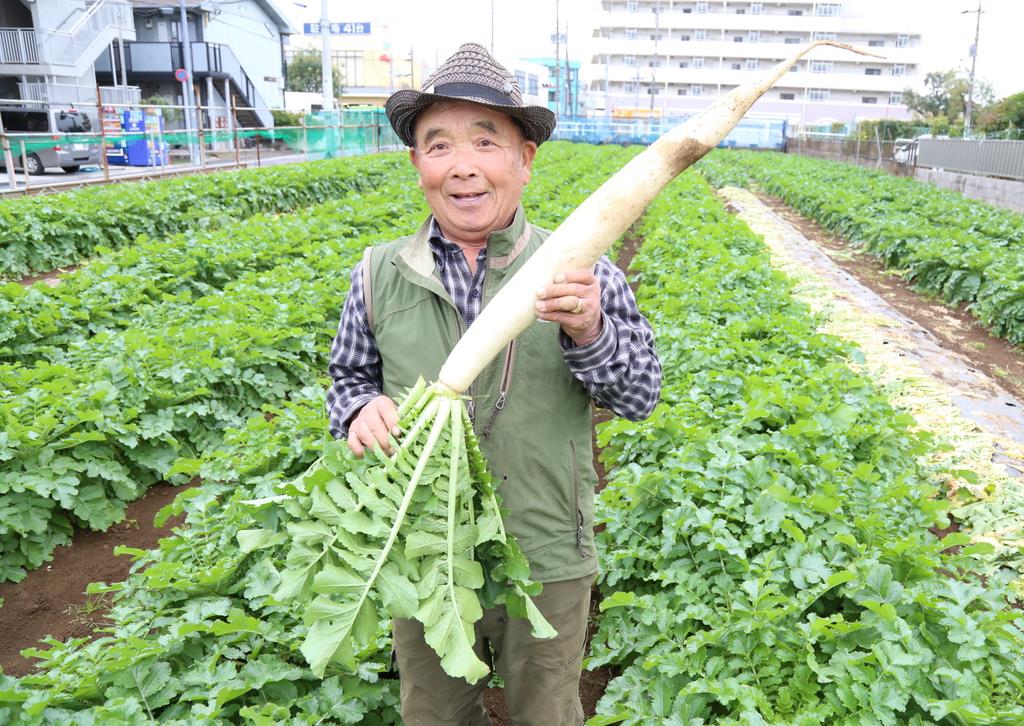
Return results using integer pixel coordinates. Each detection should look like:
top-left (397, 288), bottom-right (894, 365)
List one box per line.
top-left (785, 132), bottom-right (915, 176)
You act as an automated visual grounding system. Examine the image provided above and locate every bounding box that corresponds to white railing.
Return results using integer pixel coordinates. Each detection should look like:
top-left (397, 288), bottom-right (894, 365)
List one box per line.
top-left (34, 0), bottom-right (135, 69)
top-left (0, 28), bottom-right (40, 64)
top-left (17, 82), bottom-right (142, 107)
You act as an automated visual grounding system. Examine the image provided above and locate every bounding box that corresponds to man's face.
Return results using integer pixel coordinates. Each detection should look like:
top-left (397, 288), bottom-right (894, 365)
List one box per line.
top-left (409, 101), bottom-right (537, 247)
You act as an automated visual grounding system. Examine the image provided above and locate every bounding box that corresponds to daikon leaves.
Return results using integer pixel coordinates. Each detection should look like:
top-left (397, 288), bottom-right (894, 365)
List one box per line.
top-left (274, 382), bottom-right (554, 683)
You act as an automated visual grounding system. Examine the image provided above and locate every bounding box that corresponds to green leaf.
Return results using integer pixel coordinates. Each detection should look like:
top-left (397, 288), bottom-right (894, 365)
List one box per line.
top-left (377, 563), bottom-right (418, 619)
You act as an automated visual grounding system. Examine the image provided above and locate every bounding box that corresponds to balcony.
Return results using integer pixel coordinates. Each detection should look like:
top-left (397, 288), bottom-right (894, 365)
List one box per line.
top-left (0, 28), bottom-right (40, 65)
top-left (95, 42), bottom-right (272, 128)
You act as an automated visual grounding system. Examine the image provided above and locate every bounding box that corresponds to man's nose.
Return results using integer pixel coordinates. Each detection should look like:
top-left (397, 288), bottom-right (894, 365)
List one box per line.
top-left (449, 145), bottom-right (478, 176)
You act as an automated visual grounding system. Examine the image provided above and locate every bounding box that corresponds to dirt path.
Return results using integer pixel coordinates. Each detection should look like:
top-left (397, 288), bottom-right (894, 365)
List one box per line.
top-left (0, 483), bottom-right (190, 676)
top-left (720, 187), bottom-right (1024, 583)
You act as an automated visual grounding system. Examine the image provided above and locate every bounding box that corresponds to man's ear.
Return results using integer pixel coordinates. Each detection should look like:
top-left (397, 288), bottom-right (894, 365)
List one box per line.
top-left (520, 141), bottom-right (538, 184)
top-left (408, 148), bottom-right (424, 188)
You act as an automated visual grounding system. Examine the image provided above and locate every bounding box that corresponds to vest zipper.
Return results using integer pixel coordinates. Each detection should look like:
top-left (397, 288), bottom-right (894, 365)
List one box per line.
top-left (482, 341), bottom-right (515, 438)
top-left (570, 440), bottom-right (586, 558)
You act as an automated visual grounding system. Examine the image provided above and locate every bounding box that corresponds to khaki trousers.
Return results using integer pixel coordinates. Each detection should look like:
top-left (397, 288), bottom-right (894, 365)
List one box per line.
top-left (393, 574), bottom-right (594, 726)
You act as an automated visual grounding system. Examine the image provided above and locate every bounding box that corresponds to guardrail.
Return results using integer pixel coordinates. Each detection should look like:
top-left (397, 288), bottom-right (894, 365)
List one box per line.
top-left (16, 83), bottom-right (142, 107)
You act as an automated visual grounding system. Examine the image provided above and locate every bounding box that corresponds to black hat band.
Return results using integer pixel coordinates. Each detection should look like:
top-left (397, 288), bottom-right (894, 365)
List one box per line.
top-left (433, 82), bottom-right (515, 107)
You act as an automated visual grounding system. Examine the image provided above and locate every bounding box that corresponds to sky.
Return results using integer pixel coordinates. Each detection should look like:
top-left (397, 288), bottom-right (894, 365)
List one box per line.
top-left (279, 0), bottom-right (1023, 100)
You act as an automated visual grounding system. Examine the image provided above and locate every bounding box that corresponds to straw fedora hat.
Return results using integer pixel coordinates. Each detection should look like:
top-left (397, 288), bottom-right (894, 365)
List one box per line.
top-left (385, 42), bottom-right (557, 147)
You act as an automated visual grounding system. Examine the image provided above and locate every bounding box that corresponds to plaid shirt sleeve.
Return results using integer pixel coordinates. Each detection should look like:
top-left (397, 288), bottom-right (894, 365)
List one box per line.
top-left (326, 261), bottom-right (384, 439)
top-left (559, 256), bottom-right (662, 420)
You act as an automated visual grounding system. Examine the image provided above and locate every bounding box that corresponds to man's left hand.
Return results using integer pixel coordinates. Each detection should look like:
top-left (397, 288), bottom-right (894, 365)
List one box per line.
top-left (535, 268), bottom-right (603, 346)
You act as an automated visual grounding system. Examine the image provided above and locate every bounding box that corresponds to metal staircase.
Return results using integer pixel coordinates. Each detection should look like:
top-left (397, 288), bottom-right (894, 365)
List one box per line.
top-left (0, 0), bottom-right (136, 78)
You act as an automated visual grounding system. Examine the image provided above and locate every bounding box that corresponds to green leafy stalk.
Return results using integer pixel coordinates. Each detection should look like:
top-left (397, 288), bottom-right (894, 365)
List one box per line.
top-left (299, 396), bottom-right (447, 676)
top-left (272, 380), bottom-right (555, 682)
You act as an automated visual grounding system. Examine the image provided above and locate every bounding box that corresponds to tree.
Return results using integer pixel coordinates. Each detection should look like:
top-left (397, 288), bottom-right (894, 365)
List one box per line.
top-left (978, 91), bottom-right (1024, 132)
top-left (286, 50), bottom-right (343, 98)
top-left (903, 69), bottom-right (994, 128)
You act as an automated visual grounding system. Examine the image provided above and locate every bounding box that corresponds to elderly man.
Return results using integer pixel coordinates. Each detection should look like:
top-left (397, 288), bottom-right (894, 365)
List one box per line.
top-left (326, 43), bottom-right (661, 726)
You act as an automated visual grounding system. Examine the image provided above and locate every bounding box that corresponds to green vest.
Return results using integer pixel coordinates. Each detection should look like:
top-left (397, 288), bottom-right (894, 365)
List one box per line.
top-left (363, 206), bottom-right (598, 583)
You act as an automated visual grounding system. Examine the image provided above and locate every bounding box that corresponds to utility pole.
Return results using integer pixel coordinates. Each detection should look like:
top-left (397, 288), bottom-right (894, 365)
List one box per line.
top-left (179, 0), bottom-right (198, 163)
top-left (650, 4), bottom-right (660, 115)
top-left (555, 0), bottom-right (561, 117)
top-left (962, 0), bottom-right (983, 138)
top-left (564, 24), bottom-right (571, 117)
top-left (320, 0), bottom-right (334, 112)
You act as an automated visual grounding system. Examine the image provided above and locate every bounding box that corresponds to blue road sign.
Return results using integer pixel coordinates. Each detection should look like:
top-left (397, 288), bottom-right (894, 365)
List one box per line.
top-left (303, 22), bottom-right (371, 35)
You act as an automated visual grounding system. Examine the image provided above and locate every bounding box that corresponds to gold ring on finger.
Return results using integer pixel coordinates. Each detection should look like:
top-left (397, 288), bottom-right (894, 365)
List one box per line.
top-left (572, 298), bottom-right (584, 314)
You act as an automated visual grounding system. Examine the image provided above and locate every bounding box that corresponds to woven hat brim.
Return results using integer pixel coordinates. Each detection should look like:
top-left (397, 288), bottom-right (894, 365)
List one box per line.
top-left (386, 89), bottom-right (556, 148)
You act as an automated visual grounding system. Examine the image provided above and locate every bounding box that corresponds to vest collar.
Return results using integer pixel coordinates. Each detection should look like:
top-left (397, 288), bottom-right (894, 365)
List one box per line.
top-left (397, 205), bottom-right (532, 276)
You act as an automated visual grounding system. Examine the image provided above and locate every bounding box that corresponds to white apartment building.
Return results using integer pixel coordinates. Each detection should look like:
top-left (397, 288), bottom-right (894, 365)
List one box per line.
top-left (587, 0), bottom-right (922, 128)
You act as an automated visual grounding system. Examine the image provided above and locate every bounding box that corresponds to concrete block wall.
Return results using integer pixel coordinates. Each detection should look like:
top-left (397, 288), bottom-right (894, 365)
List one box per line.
top-left (914, 168), bottom-right (1024, 214)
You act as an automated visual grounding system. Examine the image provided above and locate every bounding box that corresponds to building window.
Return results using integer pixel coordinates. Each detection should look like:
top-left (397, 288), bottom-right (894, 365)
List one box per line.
top-left (736, 8), bottom-right (746, 14)
top-left (788, 9), bottom-right (803, 15)
top-left (746, 58), bottom-right (759, 70)
top-left (751, 2), bottom-right (764, 13)
top-left (694, 56), bottom-right (705, 68)
top-left (868, 39), bottom-right (884, 47)
top-left (810, 60), bottom-right (832, 73)
top-left (814, 32), bottom-right (837, 41)
top-left (647, 86), bottom-right (660, 95)
top-left (627, 0), bottom-right (639, 11)
top-left (731, 62), bottom-right (742, 70)
top-left (624, 82), bottom-right (636, 93)
top-left (626, 27), bottom-right (637, 40)
top-left (695, 28), bottom-right (707, 40)
top-left (734, 36), bottom-right (744, 42)
top-left (679, 33), bottom-right (691, 41)
top-left (624, 55), bottom-right (636, 66)
top-left (896, 33), bottom-right (909, 47)
top-left (893, 63), bottom-right (906, 76)
top-left (648, 59), bottom-right (661, 67)
top-left (862, 96), bottom-right (878, 104)
top-left (889, 92), bottom-right (904, 105)
top-left (816, 3), bottom-right (841, 16)
top-left (784, 37), bottom-right (802, 44)
top-left (678, 60), bottom-right (689, 68)
top-left (780, 92), bottom-right (796, 100)
top-left (514, 70), bottom-right (526, 89)
top-left (677, 88), bottom-right (688, 95)
top-left (748, 30), bottom-right (760, 42)
top-left (528, 74), bottom-right (538, 95)
top-left (865, 68), bottom-right (881, 75)
top-left (697, 1), bottom-right (709, 12)
top-left (691, 84), bottom-right (703, 96)
top-left (808, 88), bottom-right (830, 101)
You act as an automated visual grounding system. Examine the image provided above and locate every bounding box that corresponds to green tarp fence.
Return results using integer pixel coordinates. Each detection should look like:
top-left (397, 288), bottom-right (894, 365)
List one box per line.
top-left (1, 107), bottom-right (403, 157)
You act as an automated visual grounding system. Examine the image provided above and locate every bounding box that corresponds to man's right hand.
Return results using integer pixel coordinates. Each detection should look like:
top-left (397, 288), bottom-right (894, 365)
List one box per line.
top-left (347, 395), bottom-right (401, 457)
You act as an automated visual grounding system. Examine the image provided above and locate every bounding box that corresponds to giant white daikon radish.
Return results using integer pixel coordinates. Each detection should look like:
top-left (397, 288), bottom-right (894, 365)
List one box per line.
top-left (438, 40), bottom-right (876, 394)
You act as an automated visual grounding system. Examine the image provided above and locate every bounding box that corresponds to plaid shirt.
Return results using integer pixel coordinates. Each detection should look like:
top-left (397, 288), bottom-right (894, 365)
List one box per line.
top-left (326, 219), bottom-right (662, 438)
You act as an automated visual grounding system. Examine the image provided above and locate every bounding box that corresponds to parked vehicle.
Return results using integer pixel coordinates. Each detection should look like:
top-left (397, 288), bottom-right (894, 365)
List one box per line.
top-left (0, 107), bottom-right (101, 174)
